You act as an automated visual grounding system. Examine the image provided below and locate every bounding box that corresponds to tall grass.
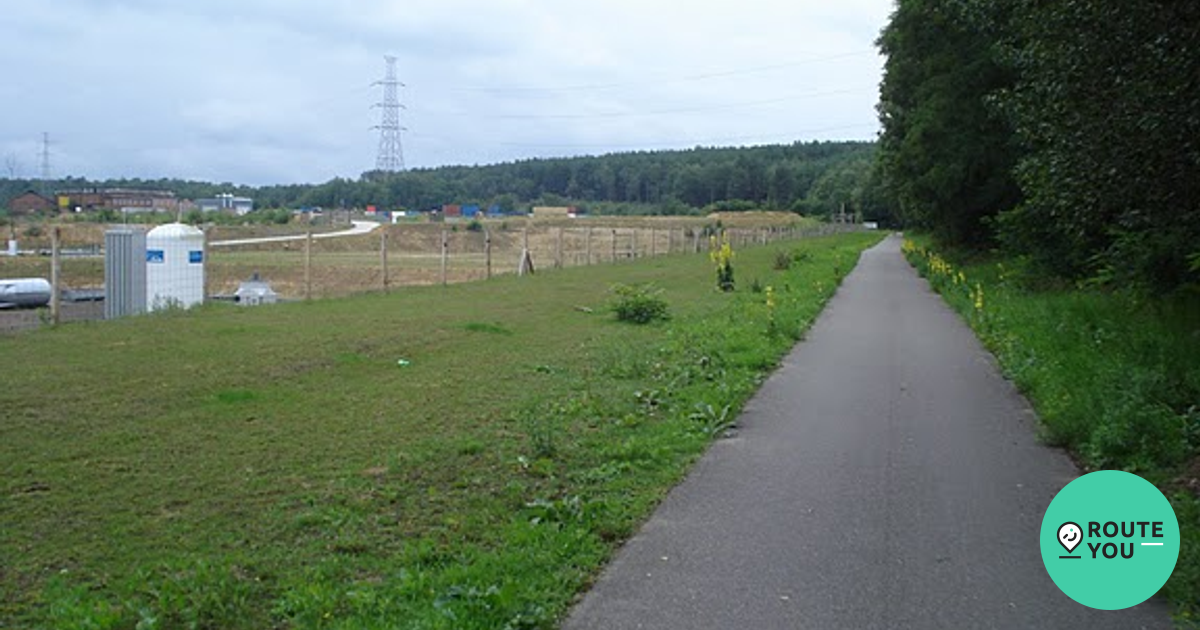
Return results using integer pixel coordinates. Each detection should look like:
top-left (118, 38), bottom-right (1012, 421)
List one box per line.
top-left (904, 236), bottom-right (1200, 621)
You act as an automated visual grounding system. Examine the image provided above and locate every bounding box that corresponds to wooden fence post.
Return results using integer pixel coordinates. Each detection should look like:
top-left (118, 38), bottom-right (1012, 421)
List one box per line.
top-left (585, 227), bottom-right (592, 265)
top-left (555, 226), bottom-right (564, 269)
top-left (650, 227), bottom-right (657, 257)
top-left (631, 229), bottom-right (638, 260)
top-left (611, 229), bottom-right (617, 263)
top-left (485, 229), bottom-right (492, 279)
top-left (304, 229), bottom-right (313, 301)
top-left (441, 230), bottom-right (449, 286)
top-left (518, 225), bottom-right (534, 276)
top-left (380, 230), bottom-right (389, 291)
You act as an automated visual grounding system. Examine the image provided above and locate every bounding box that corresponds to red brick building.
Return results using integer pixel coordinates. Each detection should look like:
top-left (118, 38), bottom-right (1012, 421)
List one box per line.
top-left (5, 191), bottom-right (55, 215)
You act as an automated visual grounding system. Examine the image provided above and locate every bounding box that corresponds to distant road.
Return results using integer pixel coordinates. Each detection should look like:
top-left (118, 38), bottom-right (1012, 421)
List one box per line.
top-left (209, 221), bottom-right (380, 247)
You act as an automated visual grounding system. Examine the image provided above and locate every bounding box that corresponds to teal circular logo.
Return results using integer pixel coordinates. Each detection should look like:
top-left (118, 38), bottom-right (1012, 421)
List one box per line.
top-left (1040, 470), bottom-right (1179, 609)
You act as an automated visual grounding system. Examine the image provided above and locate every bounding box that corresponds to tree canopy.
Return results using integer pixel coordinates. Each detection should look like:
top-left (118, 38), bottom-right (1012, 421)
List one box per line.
top-left (2, 141), bottom-right (881, 220)
top-left (877, 0), bottom-right (1200, 292)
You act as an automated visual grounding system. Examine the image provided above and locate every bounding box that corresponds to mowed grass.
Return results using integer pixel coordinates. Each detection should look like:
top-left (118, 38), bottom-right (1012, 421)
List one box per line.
top-left (903, 236), bottom-right (1200, 621)
top-left (1, 232), bottom-right (884, 629)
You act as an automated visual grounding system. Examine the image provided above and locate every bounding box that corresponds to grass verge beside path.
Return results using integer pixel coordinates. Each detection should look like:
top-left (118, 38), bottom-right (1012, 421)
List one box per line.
top-left (1, 231), bottom-right (883, 629)
top-left (903, 235), bottom-right (1200, 624)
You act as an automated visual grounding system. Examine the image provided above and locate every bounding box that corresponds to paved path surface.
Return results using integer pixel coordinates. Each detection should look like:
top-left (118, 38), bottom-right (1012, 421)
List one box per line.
top-left (209, 220), bottom-right (379, 246)
top-left (564, 235), bottom-right (1171, 630)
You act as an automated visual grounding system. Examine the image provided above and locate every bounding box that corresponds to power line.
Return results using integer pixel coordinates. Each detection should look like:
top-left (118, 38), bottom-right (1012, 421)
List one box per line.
top-left (373, 55), bottom-right (406, 172)
top-left (492, 123), bottom-right (879, 150)
top-left (413, 87), bottom-right (871, 121)
top-left (444, 50), bottom-right (877, 94)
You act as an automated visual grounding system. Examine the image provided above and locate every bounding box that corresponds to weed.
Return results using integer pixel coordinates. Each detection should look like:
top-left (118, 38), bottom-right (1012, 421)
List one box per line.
top-left (710, 233), bottom-right (735, 292)
top-left (517, 404), bottom-right (561, 459)
top-left (610, 283), bottom-right (670, 324)
top-left (773, 250), bottom-right (792, 271)
top-left (689, 402), bottom-right (736, 437)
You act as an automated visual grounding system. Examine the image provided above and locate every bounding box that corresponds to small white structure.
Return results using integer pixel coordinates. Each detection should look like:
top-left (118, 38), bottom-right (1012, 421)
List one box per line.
top-left (235, 275), bottom-right (278, 306)
top-left (145, 223), bottom-right (205, 311)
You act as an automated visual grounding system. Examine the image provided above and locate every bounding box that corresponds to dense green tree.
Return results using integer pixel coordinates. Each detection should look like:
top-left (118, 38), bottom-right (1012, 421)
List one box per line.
top-left (876, 0), bottom-right (1022, 246)
top-left (991, 0), bottom-right (1200, 291)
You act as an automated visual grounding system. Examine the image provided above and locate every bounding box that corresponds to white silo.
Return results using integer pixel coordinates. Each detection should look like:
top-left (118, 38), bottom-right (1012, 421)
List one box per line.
top-left (145, 223), bottom-right (205, 311)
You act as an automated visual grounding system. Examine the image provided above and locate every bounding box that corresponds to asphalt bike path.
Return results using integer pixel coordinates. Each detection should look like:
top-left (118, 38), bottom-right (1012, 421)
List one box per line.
top-left (563, 234), bottom-right (1171, 629)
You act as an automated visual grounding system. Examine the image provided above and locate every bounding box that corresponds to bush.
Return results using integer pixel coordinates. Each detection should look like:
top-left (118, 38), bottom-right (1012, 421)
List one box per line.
top-left (773, 251), bottom-right (792, 271)
top-left (610, 283), bottom-right (669, 324)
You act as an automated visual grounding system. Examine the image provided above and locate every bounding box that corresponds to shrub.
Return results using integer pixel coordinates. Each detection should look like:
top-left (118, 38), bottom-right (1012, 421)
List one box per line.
top-left (773, 250), bottom-right (792, 271)
top-left (610, 283), bottom-right (669, 324)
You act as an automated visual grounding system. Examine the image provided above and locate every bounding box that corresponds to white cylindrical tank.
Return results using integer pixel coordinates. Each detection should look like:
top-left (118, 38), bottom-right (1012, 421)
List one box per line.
top-left (0, 278), bottom-right (52, 308)
top-left (145, 223), bottom-right (205, 311)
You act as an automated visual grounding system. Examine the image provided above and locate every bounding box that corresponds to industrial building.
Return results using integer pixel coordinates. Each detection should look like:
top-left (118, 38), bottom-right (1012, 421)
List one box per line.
top-left (56, 188), bottom-right (179, 214)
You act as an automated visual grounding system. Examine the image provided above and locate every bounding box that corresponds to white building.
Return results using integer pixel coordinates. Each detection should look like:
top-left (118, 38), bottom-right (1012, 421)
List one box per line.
top-left (197, 193), bottom-right (254, 216)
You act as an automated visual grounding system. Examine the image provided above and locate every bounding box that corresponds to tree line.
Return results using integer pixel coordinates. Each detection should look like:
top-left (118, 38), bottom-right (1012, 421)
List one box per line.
top-left (876, 0), bottom-right (1199, 293)
top-left (1, 140), bottom-right (890, 222)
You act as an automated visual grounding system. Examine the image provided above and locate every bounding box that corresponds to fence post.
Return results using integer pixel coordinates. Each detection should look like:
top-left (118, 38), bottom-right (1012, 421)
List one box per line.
top-left (649, 227), bottom-right (657, 257)
top-left (518, 225), bottom-right (534, 276)
top-left (380, 230), bottom-right (389, 292)
top-left (485, 229), bottom-right (492, 279)
top-left (50, 225), bottom-right (61, 326)
top-left (441, 230), bottom-right (449, 287)
top-left (585, 227), bottom-right (592, 265)
top-left (611, 229), bottom-right (617, 263)
top-left (555, 226), bottom-right (563, 269)
top-left (304, 229), bottom-right (313, 301)
top-left (631, 229), bottom-right (638, 260)
top-left (693, 228), bottom-right (700, 254)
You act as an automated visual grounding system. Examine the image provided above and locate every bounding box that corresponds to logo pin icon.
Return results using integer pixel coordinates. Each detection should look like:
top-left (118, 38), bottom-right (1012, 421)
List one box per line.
top-left (1058, 522), bottom-right (1082, 554)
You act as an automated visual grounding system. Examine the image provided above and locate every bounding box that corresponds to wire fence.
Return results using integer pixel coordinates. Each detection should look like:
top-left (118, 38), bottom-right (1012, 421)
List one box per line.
top-left (0, 218), bottom-right (861, 333)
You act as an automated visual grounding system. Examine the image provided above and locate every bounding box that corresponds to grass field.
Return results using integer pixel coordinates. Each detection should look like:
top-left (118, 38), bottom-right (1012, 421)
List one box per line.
top-left (904, 236), bottom-right (1200, 622)
top-left (0, 231), bottom-right (883, 628)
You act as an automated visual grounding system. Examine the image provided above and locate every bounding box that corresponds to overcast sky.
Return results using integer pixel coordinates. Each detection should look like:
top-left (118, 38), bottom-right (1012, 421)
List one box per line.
top-left (0, 0), bottom-right (893, 186)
